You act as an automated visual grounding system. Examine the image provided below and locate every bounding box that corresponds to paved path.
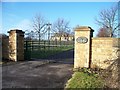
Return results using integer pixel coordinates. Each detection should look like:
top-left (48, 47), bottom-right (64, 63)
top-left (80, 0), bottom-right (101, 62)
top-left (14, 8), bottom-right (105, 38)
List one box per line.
top-left (2, 49), bottom-right (74, 89)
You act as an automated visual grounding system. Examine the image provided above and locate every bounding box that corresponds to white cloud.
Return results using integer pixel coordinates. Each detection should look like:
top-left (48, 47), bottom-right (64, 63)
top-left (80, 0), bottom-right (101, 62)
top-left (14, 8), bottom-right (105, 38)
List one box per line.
top-left (16, 19), bottom-right (31, 31)
top-left (8, 19), bottom-right (32, 32)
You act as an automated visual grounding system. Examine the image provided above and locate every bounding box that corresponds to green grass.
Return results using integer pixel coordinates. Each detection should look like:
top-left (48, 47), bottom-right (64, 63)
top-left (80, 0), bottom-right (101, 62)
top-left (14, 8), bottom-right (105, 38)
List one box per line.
top-left (65, 69), bottom-right (104, 89)
top-left (25, 45), bottom-right (74, 59)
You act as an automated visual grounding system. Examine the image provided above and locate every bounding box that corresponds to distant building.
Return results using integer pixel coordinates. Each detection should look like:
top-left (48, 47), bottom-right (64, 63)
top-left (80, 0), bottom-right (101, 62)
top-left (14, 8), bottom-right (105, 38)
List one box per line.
top-left (51, 33), bottom-right (74, 41)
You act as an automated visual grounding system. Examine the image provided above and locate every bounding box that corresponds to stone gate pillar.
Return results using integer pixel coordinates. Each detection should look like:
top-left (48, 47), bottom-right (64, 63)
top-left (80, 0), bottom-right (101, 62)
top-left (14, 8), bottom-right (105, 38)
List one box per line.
top-left (74, 26), bottom-right (94, 68)
top-left (8, 29), bottom-right (24, 61)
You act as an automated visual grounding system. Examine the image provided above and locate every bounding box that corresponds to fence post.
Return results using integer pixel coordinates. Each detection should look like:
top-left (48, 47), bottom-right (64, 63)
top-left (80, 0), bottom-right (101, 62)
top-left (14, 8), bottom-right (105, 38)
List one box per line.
top-left (31, 40), bottom-right (33, 51)
top-left (24, 41), bottom-right (28, 60)
top-left (8, 29), bottom-right (24, 61)
top-left (74, 26), bottom-right (94, 68)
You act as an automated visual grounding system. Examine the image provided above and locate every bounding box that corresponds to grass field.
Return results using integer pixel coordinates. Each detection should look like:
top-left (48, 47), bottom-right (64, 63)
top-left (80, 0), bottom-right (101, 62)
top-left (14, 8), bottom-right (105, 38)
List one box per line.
top-left (25, 45), bottom-right (74, 59)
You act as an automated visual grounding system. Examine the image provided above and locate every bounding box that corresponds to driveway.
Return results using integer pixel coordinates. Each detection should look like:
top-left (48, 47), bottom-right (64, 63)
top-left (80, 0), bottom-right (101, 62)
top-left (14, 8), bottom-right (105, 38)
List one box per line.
top-left (2, 49), bottom-right (74, 89)
top-left (2, 61), bottom-right (73, 88)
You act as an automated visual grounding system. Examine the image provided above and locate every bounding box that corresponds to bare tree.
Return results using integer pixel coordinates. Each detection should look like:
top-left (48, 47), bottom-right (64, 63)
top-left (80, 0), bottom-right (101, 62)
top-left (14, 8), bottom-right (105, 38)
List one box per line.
top-left (97, 27), bottom-right (110, 37)
top-left (95, 5), bottom-right (120, 37)
top-left (32, 13), bottom-right (47, 41)
top-left (52, 18), bottom-right (71, 41)
top-left (24, 30), bottom-right (35, 40)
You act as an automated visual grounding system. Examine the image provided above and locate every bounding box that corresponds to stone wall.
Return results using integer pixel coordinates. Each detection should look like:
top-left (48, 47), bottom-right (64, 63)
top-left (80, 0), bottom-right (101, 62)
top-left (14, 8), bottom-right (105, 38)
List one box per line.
top-left (8, 30), bottom-right (17, 61)
top-left (8, 30), bottom-right (24, 61)
top-left (74, 26), bottom-right (120, 69)
top-left (17, 30), bottom-right (24, 61)
top-left (74, 26), bottom-right (93, 68)
top-left (1, 30), bottom-right (24, 61)
top-left (91, 38), bottom-right (120, 69)
top-left (1, 36), bottom-right (9, 60)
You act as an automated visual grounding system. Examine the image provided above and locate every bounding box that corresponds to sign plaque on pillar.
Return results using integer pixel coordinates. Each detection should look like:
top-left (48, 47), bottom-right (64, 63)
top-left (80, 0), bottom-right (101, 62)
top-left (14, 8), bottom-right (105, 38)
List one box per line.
top-left (76, 37), bottom-right (88, 44)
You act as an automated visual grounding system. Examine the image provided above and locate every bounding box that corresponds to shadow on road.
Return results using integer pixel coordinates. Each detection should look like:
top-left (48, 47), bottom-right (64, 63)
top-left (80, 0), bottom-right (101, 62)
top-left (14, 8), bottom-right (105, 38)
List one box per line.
top-left (31, 49), bottom-right (74, 64)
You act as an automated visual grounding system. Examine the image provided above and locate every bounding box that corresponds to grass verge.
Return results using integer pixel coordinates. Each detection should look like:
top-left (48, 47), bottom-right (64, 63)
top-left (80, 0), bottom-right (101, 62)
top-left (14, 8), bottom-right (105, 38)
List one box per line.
top-left (65, 68), bottom-right (105, 89)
